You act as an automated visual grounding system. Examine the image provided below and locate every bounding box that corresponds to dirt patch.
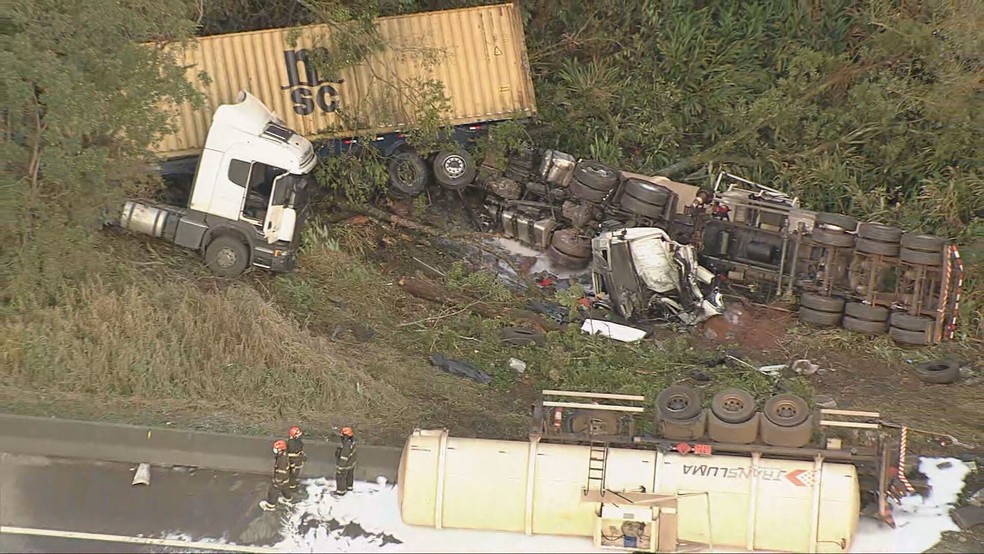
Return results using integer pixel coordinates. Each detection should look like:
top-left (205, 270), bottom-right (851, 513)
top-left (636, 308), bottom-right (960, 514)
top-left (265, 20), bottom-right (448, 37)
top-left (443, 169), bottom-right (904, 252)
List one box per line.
top-left (698, 300), bottom-right (795, 351)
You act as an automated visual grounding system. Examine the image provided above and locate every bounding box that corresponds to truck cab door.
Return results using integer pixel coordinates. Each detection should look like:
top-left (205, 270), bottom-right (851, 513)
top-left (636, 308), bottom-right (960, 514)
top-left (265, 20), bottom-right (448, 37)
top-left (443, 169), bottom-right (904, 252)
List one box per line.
top-left (261, 173), bottom-right (297, 244)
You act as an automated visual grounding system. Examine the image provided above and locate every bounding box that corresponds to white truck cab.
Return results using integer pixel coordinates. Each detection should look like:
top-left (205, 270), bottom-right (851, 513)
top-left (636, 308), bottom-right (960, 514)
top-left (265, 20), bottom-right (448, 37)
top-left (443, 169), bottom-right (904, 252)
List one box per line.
top-left (120, 91), bottom-right (318, 276)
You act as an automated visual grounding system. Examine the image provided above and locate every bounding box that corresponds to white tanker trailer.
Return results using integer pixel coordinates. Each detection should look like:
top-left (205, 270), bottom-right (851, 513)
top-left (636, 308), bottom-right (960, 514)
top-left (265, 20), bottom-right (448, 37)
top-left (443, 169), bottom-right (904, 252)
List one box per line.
top-left (397, 388), bottom-right (926, 553)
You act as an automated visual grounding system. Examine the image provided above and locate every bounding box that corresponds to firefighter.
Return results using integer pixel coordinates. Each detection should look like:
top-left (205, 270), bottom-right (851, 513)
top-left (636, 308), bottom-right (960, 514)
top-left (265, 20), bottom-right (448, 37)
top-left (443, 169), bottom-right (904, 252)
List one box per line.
top-left (259, 439), bottom-right (291, 511)
top-left (286, 425), bottom-right (306, 494)
top-left (334, 427), bottom-right (357, 495)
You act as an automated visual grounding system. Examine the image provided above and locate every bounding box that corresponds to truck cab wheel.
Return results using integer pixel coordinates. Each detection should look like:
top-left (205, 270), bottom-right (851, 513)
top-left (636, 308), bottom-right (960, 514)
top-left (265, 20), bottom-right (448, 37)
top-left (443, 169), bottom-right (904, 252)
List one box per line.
top-left (205, 236), bottom-right (249, 277)
top-left (432, 149), bottom-right (477, 190)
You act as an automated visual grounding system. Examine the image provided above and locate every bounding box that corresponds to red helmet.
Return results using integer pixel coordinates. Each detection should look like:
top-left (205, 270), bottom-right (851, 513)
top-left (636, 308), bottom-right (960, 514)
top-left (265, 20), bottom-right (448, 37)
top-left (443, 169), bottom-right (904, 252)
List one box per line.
top-left (340, 427), bottom-right (353, 437)
top-left (273, 439), bottom-right (287, 452)
top-left (289, 426), bottom-right (302, 438)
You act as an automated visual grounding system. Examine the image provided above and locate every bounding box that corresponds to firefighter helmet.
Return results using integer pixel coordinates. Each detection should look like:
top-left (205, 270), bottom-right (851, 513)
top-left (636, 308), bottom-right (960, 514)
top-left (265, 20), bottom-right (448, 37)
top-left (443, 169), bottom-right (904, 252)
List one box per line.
top-left (289, 426), bottom-right (302, 438)
top-left (273, 439), bottom-right (287, 452)
top-left (340, 427), bottom-right (353, 437)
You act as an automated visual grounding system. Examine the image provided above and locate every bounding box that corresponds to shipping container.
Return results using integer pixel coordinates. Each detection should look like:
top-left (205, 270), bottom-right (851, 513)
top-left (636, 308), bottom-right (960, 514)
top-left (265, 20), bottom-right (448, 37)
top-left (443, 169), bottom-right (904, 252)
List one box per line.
top-left (155, 3), bottom-right (536, 159)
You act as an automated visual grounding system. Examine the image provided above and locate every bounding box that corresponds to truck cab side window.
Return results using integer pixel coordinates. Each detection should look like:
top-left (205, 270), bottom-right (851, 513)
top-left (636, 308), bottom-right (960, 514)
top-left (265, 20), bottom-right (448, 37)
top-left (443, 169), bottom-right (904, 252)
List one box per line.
top-left (229, 159), bottom-right (251, 187)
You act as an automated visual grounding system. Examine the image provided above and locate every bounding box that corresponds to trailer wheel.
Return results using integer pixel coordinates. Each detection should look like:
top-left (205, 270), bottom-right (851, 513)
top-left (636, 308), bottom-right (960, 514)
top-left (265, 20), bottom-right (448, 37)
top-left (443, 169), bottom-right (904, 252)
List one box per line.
top-left (889, 313), bottom-right (936, 333)
top-left (759, 414), bottom-right (814, 448)
top-left (855, 237), bottom-right (901, 257)
top-left (546, 245), bottom-right (590, 269)
top-left (707, 411), bottom-right (760, 444)
top-left (815, 212), bottom-right (858, 232)
top-left (205, 236), bottom-right (249, 277)
top-left (843, 315), bottom-right (888, 335)
top-left (799, 293), bottom-right (846, 313)
top-left (567, 410), bottom-right (621, 436)
top-left (657, 410), bottom-right (707, 441)
top-left (914, 359), bottom-right (960, 385)
top-left (900, 247), bottom-right (943, 266)
top-left (900, 233), bottom-right (946, 252)
top-left (619, 192), bottom-right (667, 218)
top-left (858, 223), bottom-right (903, 243)
top-left (710, 388), bottom-right (757, 424)
top-left (551, 228), bottom-right (592, 259)
top-left (811, 227), bottom-right (856, 248)
top-left (432, 149), bottom-right (477, 190)
top-left (656, 386), bottom-right (703, 421)
top-left (622, 179), bottom-right (672, 206)
top-left (570, 178), bottom-right (611, 203)
top-left (844, 302), bottom-right (889, 322)
top-left (889, 326), bottom-right (932, 346)
top-left (387, 151), bottom-right (429, 197)
top-left (573, 161), bottom-right (618, 191)
top-left (763, 394), bottom-right (810, 427)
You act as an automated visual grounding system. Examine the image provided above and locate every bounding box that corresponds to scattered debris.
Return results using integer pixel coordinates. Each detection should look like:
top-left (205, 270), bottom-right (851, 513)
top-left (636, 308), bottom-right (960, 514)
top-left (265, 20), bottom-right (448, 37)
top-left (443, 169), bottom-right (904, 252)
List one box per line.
top-left (814, 395), bottom-right (838, 409)
top-left (131, 463), bottom-right (151, 486)
top-left (757, 363), bottom-right (787, 377)
top-left (792, 359), bottom-right (820, 376)
top-left (938, 461), bottom-right (954, 470)
top-left (689, 369), bottom-right (712, 382)
top-left (508, 358), bottom-right (527, 374)
top-left (969, 489), bottom-right (984, 508)
top-left (525, 299), bottom-right (569, 324)
top-left (952, 506), bottom-right (984, 530)
top-left (580, 319), bottom-right (647, 343)
top-left (499, 326), bottom-right (546, 347)
top-left (429, 353), bottom-right (492, 384)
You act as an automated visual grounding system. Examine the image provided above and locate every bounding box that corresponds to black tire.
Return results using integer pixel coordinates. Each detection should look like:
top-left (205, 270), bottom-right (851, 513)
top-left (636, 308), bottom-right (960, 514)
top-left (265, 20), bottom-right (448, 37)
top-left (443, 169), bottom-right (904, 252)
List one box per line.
top-left (500, 326), bottom-right (546, 347)
top-left (546, 245), bottom-right (589, 269)
top-left (799, 293), bottom-right (846, 313)
top-left (572, 161), bottom-right (618, 192)
top-left (656, 386), bottom-right (703, 421)
top-left (858, 223), bottom-right (903, 243)
top-left (551, 228), bottom-right (592, 258)
top-left (622, 179), bottom-right (672, 205)
top-left (432, 149), bottom-right (477, 190)
top-left (811, 227), bottom-right (856, 248)
top-left (799, 306), bottom-right (843, 326)
top-left (205, 236), bottom-right (250, 277)
top-left (889, 326), bottom-right (932, 345)
top-left (710, 389), bottom-right (757, 424)
top-left (387, 151), bottom-right (429, 197)
top-left (567, 410), bottom-right (620, 435)
top-left (855, 237), bottom-right (901, 257)
top-left (707, 411), bottom-right (759, 444)
top-left (889, 313), bottom-right (936, 332)
top-left (842, 315), bottom-right (888, 335)
top-left (901, 233), bottom-right (946, 252)
top-left (569, 178), bottom-right (611, 203)
top-left (760, 416), bottom-right (814, 448)
top-left (900, 247), bottom-right (943, 266)
top-left (619, 193), bottom-right (666, 219)
top-left (763, 394), bottom-right (810, 427)
top-left (844, 302), bottom-right (889, 322)
top-left (914, 359), bottom-right (960, 385)
top-left (815, 212), bottom-right (858, 232)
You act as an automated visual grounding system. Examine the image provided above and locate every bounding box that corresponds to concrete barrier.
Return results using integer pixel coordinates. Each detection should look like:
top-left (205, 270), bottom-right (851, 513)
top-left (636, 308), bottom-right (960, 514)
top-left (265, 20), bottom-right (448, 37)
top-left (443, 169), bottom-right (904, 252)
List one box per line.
top-left (0, 414), bottom-right (403, 482)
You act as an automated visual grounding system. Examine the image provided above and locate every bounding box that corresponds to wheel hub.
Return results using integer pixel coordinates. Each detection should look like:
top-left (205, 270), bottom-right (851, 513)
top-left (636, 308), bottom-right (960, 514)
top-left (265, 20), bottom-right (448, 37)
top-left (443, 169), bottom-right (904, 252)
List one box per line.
top-left (775, 401), bottom-right (798, 418)
top-left (442, 155), bottom-right (466, 178)
top-left (216, 247), bottom-right (238, 269)
top-left (721, 396), bottom-right (744, 413)
top-left (666, 394), bottom-right (690, 412)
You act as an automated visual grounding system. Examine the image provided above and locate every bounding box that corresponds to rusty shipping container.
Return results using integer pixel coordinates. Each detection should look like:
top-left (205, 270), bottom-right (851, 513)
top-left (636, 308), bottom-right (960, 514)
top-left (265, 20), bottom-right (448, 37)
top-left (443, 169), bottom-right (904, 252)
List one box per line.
top-left (155, 3), bottom-right (537, 158)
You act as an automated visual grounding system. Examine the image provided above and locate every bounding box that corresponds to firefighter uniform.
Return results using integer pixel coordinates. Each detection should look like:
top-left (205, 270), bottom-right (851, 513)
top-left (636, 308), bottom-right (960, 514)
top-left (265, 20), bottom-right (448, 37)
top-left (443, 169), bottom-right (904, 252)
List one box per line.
top-left (335, 430), bottom-right (357, 494)
top-left (265, 448), bottom-right (292, 507)
top-left (286, 435), bottom-right (306, 492)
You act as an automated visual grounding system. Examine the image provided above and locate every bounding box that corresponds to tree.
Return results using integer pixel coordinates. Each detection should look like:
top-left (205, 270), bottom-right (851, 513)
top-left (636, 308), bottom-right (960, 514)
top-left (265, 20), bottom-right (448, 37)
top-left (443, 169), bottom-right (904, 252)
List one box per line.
top-left (1, 0), bottom-right (202, 306)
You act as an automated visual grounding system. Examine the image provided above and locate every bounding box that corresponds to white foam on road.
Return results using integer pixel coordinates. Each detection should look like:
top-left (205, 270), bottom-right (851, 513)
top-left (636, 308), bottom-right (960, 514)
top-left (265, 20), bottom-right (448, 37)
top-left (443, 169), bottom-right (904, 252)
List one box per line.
top-left (274, 458), bottom-right (973, 554)
top-left (849, 457), bottom-right (971, 553)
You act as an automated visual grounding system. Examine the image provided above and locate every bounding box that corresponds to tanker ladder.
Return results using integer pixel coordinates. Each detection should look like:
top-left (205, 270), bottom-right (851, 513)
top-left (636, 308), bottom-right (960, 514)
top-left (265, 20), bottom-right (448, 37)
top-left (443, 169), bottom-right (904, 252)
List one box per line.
top-left (585, 440), bottom-right (610, 497)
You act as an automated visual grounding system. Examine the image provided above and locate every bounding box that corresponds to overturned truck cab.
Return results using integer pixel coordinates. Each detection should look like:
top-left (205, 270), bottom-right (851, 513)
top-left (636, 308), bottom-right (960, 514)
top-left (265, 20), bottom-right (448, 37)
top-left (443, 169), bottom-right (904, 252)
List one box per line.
top-left (119, 91), bottom-right (317, 277)
top-left (591, 227), bottom-right (725, 326)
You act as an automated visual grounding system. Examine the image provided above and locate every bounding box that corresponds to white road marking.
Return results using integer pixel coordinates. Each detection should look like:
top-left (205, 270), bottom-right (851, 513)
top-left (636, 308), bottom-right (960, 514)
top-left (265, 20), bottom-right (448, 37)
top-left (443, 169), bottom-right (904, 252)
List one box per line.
top-left (0, 526), bottom-right (279, 553)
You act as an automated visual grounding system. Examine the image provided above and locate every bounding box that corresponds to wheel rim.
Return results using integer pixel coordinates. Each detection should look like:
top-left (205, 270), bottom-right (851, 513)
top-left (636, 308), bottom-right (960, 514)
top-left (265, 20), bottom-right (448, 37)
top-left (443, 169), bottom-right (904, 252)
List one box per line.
top-left (665, 394), bottom-right (691, 413)
top-left (584, 165), bottom-right (612, 178)
top-left (442, 155), bottom-right (466, 178)
top-left (216, 247), bottom-right (237, 269)
top-left (396, 160), bottom-right (420, 183)
top-left (774, 400), bottom-right (799, 420)
top-left (720, 394), bottom-right (745, 414)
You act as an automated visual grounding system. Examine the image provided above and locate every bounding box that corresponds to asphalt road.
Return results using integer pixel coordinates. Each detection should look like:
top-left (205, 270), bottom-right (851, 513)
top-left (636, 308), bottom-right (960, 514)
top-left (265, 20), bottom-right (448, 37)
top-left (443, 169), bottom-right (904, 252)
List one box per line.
top-left (0, 452), bottom-right (305, 553)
